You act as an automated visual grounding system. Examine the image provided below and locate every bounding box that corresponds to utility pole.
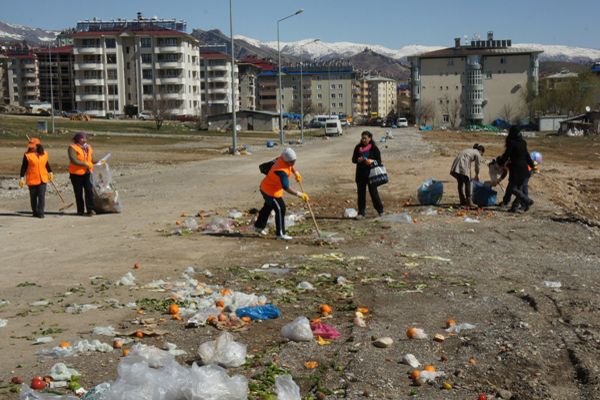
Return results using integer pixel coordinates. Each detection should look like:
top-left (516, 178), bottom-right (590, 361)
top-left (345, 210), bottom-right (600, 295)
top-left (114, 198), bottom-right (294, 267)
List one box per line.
top-left (49, 43), bottom-right (55, 133)
top-left (229, 0), bottom-right (237, 154)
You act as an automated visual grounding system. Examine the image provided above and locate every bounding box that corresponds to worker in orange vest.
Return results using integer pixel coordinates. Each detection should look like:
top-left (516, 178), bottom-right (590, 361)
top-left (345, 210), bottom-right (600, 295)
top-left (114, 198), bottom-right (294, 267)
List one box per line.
top-left (68, 132), bottom-right (97, 216)
top-left (253, 148), bottom-right (309, 240)
top-left (19, 138), bottom-right (53, 218)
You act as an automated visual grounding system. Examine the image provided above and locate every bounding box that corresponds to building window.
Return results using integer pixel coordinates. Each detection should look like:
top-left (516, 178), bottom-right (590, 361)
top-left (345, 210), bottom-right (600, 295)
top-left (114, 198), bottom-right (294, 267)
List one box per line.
top-left (338, 84), bottom-right (343, 89)
top-left (141, 54), bottom-right (152, 64)
top-left (140, 38), bottom-right (152, 48)
top-left (447, 58), bottom-right (454, 66)
top-left (108, 85), bottom-right (118, 95)
top-left (107, 54), bottom-right (117, 64)
top-left (339, 102), bottom-right (343, 108)
top-left (126, 46), bottom-right (130, 54)
top-left (331, 93), bottom-right (336, 98)
top-left (126, 62), bottom-right (130, 70)
top-left (317, 84), bottom-right (322, 90)
top-left (107, 69), bottom-right (117, 79)
top-left (485, 71), bottom-right (492, 79)
top-left (317, 94), bottom-right (322, 99)
top-left (127, 78), bottom-right (131, 85)
top-left (143, 85), bottom-right (153, 95)
top-left (105, 38), bottom-right (116, 48)
top-left (142, 69), bottom-right (153, 79)
top-left (443, 114), bottom-right (449, 123)
top-left (330, 84), bottom-right (335, 89)
top-left (500, 56), bottom-right (507, 64)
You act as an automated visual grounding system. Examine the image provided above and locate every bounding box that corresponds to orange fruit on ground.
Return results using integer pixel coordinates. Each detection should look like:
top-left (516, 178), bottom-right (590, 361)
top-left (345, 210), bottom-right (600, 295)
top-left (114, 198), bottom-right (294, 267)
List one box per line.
top-left (220, 288), bottom-right (232, 296)
top-left (122, 348), bottom-right (130, 357)
top-left (410, 370), bottom-right (421, 380)
top-left (207, 315), bottom-right (216, 323)
top-left (59, 341), bottom-right (71, 348)
top-left (320, 304), bottom-right (332, 315)
top-left (168, 304), bottom-right (179, 315)
top-left (446, 319), bottom-right (457, 328)
top-left (113, 339), bottom-right (123, 349)
top-left (241, 316), bottom-right (251, 323)
top-left (424, 365), bottom-right (436, 372)
top-left (175, 220), bottom-right (181, 225)
top-left (172, 314), bottom-right (182, 320)
top-left (137, 309), bottom-right (145, 315)
top-left (133, 262), bottom-right (141, 269)
top-left (218, 313), bottom-right (227, 322)
top-left (216, 300), bottom-right (224, 308)
top-left (406, 327), bottom-right (418, 339)
top-left (357, 307), bottom-right (369, 314)
top-left (135, 330), bottom-right (144, 338)
top-left (304, 361), bottom-right (318, 369)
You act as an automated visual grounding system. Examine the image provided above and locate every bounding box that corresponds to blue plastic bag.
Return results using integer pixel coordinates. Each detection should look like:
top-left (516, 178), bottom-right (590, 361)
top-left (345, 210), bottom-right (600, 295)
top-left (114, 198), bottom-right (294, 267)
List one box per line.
top-left (235, 304), bottom-right (281, 320)
top-left (472, 180), bottom-right (497, 207)
top-left (418, 179), bottom-right (444, 205)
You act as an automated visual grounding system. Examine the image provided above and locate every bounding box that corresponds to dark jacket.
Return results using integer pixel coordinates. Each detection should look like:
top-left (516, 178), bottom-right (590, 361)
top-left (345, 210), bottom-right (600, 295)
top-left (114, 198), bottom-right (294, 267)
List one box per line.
top-left (497, 138), bottom-right (534, 182)
top-left (352, 143), bottom-right (381, 183)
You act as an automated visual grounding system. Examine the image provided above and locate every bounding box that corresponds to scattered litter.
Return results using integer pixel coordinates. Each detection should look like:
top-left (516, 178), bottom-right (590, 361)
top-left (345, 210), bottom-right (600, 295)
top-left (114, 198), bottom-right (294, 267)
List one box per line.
top-left (544, 281), bottom-right (562, 288)
top-left (50, 363), bottom-right (80, 381)
top-left (433, 334), bottom-right (446, 342)
top-left (401, 354), bottom-right (421, 369)
top-left (421, 207), bottom-right (438, 216)
top-left (92, 326), bottom-right (117, 337)
top-left (201, 217), bottom-right (236, 234)
top-left (0, 299), bottom-right (9, 308)
top-left (296, 281), bottom-right (315, 291)
top-left (304, 361), bottom-right (318, 369)
top-left (198, 332), bottom-right (247, 368)
top-left (464, 217), bottom-right (480, 223)
top-left (182, 217), bottom-right (199, 231)
top-left (37, 339), bottom-right (113, 358)
top-left (235, 304), bottom-right (280, 321)
top-left (141, 280), bottom-right (168, 290)
top-left (275, 375), bottom-right (301, 400)
top-left (373, 337), bottom-right (394, 348)
top-left (30, 300), bottom-right (50, 307)
top-left (418, 179), bottom-right (444, 205)
top-left (33, 337), bottom-right (54, 345)
top-left (66, 304), bottom-right (101, 314)
top-left (379, 212), bottom-right (413, 224)
top-left (184, 266), bottom-right (196, 274)
top-left (336, 276), bottom-right (349, 285)
top-left (183, 363), bottom-right (248, 399)
top-left (311, 322), bottom-right (341, 340)
top-left (406, 327), bottom-right (428, 339)
top-left (354, 311), bottom-right (367, 327)
top-left (163, 342), bottom-right (187, 357)
top-left (116, 272), bottom-right (136, 286)
top-left (344, 208), bottom-right (358, 218)
top-left (252, 264), bottom-right (290, 275)
top-left (420, 370), bottom-right (445, 382)
top-left (0, 319), bottom-right (7, 328)
top-left (309, 253), bottom-right (345, 262)
top-left (399, 253), bottom-right (452, 263)
top-left (281, 317), bottom-right (313, 342)
top-left (445, 323), bottom-right (476, 334)
top-left (19, 385), bottom-right (79, 399)
top-left (228, 210), bottom-right (244, 219)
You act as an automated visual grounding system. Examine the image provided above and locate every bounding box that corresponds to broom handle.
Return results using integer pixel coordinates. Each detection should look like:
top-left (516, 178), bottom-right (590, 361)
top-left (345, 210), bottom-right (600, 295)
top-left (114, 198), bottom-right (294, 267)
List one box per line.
top-left (298, 181), bottom-right (321, 238)
top-left (49, 180), bottom-right (67, 204)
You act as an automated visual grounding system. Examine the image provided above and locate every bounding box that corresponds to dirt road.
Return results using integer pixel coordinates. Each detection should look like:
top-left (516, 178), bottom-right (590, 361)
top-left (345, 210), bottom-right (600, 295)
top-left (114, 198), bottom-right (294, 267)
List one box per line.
top-left (1, 127), bottom-right (599, 399)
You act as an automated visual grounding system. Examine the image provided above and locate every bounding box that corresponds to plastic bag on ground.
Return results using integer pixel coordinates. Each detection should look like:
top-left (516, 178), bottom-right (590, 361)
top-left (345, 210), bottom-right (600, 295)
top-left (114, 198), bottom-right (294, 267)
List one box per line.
top-left (379, 212), bottom-right (413, 224)
top-left (116, 272), bottom-right (136, 286)
top-left (472, 180), bottom-right (497, 207)
top-left (445, 323), bottom-right (476, 334)
top-left (421, 207), bottom-right (438, 216)
top-left (311, 322), bottom-right (341, 340)
top-left (92, 326), bottom-right (117, 336)
top-left (91, 155), bottom-right (122, 214)
top-left (275, 375), bottom-right (301, 400)
top-left (420, 370), bottom-right (445, 382)
top-left (198, 332), bottom-right (247, 368)
top-left (401, 354), bottom-right (421, 369)
top-left (182, 363), bottom-right (248, 400)
top-left (201, 217), bottom-right (236, 233)
top-left (544, 281), bottom-right (562, 288)
top-left (418, 179), bottom-right (444, 205)
top-left (235, 304), bottom-right (280, 320)
top-left (182, 217), bottom-right (199, 231)
top-left (343, 208), bottom-right (358, 218)
top-left (0, 319), bottom-right (7, 328)
top-left (20, 384), bottom-right (79, 399)
top-left (50, 363), bottom-right (79, 381)
top-left (281, 317), bottom-right (313, 342)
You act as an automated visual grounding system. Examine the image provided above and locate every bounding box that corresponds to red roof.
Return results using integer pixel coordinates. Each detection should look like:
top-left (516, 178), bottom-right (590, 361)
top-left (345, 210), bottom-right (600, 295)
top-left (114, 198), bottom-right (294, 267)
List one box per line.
top-left (7, 53), bottom-right (35, 59)
top-left (35, 45), bottom-right (74, 54)
top-left (239, 55), bottom-right (276, 71)
top-left (200, 51), bottom-right (229, 60)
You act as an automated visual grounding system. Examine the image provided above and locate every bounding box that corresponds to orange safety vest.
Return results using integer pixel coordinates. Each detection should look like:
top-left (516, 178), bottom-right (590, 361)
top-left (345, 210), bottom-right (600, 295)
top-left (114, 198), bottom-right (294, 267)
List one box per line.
top-left (260, 158), bottom-right (294, 198)
top-left (68, 144), bottom-right (93, 175)
top-left (25, 151), bottom-right (49, 186)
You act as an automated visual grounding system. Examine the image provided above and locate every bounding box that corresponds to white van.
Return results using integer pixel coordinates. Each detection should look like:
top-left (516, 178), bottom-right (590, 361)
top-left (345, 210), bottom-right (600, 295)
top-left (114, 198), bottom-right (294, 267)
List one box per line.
top-left (325, 119), bottom-right (343, 136)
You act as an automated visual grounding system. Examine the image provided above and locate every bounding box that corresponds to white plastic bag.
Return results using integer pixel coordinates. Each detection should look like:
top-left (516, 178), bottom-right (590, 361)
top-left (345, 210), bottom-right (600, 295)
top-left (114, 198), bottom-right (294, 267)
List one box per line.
top-left (116, 272), bottom-right (136, 286)
top-left (343, 208), bottom-right (358, 218)
top-left (91, 154), bottom-right (122, 213)
top-left (275, 375), bottom-right (301, 400)
top-left (50, 363), bottom-right (79, 381)
top-left (198, 332), bottom-right (247, 368)
top-left (182, 363), bottom-right (248, 400)
top-left (20, 384), bottom-right (79, 399)
top-left (445, 323), bottom-right (476, 334)
top-left (281, 317), bottom-right (313, 342)
top-left (401, 354), bottom-right (421, 369)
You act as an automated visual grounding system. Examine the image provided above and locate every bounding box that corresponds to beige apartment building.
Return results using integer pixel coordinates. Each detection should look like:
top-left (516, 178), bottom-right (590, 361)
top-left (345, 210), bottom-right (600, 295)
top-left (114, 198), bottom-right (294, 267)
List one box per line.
top-left (0, 55), bottom-right (8, 105)
top-left (4, 52), bottom-right (40, 107)
top-left (409, 32), bottom-right (542, 127)
top-left (366, 76), bottom-right (397, 117)
top-left (72, 15), bottom-right (201, 117)
top-left (352, 78), bottom-right (370, 117)
top-left (199, 51), bottom-right (238, 116)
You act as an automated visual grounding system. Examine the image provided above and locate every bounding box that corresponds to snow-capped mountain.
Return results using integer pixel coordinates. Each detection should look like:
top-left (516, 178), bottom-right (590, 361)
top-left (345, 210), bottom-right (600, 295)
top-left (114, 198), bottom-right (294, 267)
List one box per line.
top-left (0, 21), bottom-right (59, 43)
top-left (234, 35), bottom-right (600, 63)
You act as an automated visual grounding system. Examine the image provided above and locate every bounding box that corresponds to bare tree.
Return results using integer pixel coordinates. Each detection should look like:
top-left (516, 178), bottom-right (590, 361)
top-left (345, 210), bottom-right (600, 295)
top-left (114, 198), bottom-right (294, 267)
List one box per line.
top-left (499, 103), bottom-right (514, 123)
top-left (415, 100), bottom-right (435, 125)
top-left (440, 95), bottom-right (460, 128)
top-left (147, 98), bottom-right (171, 130)
top-left (313, 103), bottom-right (326, 115)
top-left (289, 98), bottom-right (314, 115)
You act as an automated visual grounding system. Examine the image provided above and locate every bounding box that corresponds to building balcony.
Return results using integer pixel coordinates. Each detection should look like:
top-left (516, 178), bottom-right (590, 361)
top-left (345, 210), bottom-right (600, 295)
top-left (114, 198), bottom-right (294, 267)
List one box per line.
top-left (206, 76), bottom-right (228, 82)
top-left (155, 46), bottom-right (183, 54)
top-left (24, 89), bottom-right (40, 96)
top-left (157, 92), bottom-right (183, 99)
top-left (203, 65), bottom-right (228, 72)
top-left (74, 47), bottom-right (102, 55)
top-left (155, 61), bottom-right (184, 69)
top-left (205, 88), bottom-right (228, 94)
top-left (75, 78), bottom-right (104, 85)
top-left (156, 77), bottom-right (183, 84)
top-left (74, 63), bottom-right (103, 71)
top-left (76, 94), bottom-right (105, 101)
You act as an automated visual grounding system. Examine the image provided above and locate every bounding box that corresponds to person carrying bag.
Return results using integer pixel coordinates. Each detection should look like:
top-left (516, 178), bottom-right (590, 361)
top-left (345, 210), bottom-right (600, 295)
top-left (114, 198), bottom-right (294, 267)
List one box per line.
top-left (352, 131), bottom-right (385, 218)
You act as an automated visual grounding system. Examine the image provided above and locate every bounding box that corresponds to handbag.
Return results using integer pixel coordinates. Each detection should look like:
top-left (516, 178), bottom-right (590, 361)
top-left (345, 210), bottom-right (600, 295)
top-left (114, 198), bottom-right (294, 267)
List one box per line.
top-left (259, 158), bottom-right (277, 175)
top-left (368, 161), bottom-right (388, 187)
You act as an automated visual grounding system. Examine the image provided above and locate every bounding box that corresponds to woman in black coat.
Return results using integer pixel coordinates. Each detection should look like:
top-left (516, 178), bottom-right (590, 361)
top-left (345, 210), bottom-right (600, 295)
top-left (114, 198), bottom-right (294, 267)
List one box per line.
top-left (352, 131), bottom-right (384, 218)
top-left (497, 126), bottom-right (535, 212)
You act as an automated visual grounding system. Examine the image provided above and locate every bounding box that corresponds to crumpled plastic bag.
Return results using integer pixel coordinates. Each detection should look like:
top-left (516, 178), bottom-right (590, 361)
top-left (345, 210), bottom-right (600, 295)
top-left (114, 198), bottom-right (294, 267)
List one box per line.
top-left (275, 375), bottom-right (301, 400)
top-left (311, 322), bottom-right (341, 340)
top-left (182, 363), bottom-right (248, 400)
top-left (116, 272), bottom-right (136, 286)
top-left (198, 332), bottom-right (247, 368)
top-left (379, 212), bottom-right (413, 224)
top-left (92, 155), bottom-right (122, 214)
top-left (235, 304), bottom-right (280, 320)
top-left (92, 326), bottom-right (117, 336)
top-left (20, 384), bottom-right (79, 399)
top-left (445, 323), bottom-right (476, 334)
top-left (50, 363), bottom-right (79, 381)
top-left (201, 217), bottom-right (236, 234)
top-left (343, 208), bottom-right (358, 218)
top-left (420, 370), bottom-right (445, 382)
top-left (182, 217), bottom-right (199, 231)
top-left (281, 317), bottom-right (313, 342)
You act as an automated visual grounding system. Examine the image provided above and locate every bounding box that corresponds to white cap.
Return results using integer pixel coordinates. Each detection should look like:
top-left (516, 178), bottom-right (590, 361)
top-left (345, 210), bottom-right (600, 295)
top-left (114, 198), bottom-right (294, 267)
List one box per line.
top-left (281, 147), bottom-right (297, 162)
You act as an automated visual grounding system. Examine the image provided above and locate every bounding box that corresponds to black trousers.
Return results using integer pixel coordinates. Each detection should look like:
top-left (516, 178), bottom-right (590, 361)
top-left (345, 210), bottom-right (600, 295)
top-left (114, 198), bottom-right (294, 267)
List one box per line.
top-left (70, 173), bottom-right (94, 214)
top-left (506, 176), bottom-right (532, 210)
top-left (255, 192), bottom-right (286, 236)
top-left (451, 172), bottom-right (471, 204)
top-left (29, 183), bottom-right (46, 217)
top-left (357, 179), bottom-right (384, 216)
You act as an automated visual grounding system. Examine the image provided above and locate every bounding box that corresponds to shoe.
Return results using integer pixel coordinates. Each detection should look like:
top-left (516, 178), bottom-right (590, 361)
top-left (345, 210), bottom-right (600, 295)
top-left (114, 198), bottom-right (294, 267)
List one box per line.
top-left (254, 226), bottom-right (268, 236)
top-left (355, 214), bottom-right (365, 220)
top-left (523, 199), bottom-right (534, 212)
top-left (85, 211), bottom-right (94, 217)
top-left (37, 214), bottom-right (45, 219)
top-left (498, 202), bottom-right (509, 209)
top-left (508, 207), bottom-right (522, 214)
top-left (277, 234), bottom-right (293, 241)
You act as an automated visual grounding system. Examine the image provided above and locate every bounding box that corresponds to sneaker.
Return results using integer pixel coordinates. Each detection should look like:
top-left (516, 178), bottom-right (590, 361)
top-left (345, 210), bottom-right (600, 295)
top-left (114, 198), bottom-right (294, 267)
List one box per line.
top-left (523, 199), bottom-right (534, 212)
top-left (277, 234), bottom-right (293, 241)
top-left (254, 226), bottom-right (268, 236)
top-left (355, 214), bottom-right (365, 220)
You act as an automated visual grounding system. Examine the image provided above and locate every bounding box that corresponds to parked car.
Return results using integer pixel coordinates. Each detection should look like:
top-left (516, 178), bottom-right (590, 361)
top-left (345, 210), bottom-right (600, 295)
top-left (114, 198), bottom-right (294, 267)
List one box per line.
top-left (62, 110), bottom-right (83, 118)
top-left (340, 118), bottom-right (349, 127)
top-left (397, 117), bottom-right (408, 127)
top-left (309, 118), bottom-right (325, 128)
top-left (138, 111), bottom-right (153, 120)
top-left (325, 119), bottom-right (343, 136)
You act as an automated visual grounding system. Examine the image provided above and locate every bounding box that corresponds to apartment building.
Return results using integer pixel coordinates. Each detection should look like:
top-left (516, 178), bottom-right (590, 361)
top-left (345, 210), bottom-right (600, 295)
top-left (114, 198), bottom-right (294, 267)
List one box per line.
top-left (366, 76), bottom-right (397, 117)
top-left (0, 55), bottom-right (8, 105)
top-left (5, 51), bottom-right (40, 107)
top-left (35, 46), bottom-right (76, 112)
top-left (409, 32), bottom-right (542, 127)
top-left (237, 60), bottom-right (264, 111)
top-left (352, 78), bottom-right (370, 117)
top-left (72, 15), bottom-right (201, 117)
top-left (199, 51), bottom-right (238, 116)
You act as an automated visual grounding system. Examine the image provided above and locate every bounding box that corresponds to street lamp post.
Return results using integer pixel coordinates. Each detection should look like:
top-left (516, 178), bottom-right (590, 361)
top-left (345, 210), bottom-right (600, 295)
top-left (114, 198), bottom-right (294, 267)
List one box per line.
top-left (229, 0), bottom-right (237, 154)
top-left (48, 43), bottom-right (55, 133)
top-left (300, 39), bottom-right (319, 144)
top-left (277, 9), bottom-right (303, 145)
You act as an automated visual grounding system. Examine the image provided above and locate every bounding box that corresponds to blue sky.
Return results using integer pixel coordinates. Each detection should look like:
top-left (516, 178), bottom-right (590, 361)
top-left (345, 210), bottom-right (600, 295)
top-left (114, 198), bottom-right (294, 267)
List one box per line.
top-left (4, 0), bottom-right (599, 48)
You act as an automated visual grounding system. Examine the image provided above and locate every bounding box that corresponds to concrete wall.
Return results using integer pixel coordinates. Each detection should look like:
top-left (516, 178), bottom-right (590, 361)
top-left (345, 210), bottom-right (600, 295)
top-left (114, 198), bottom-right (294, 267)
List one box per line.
top-left (482, 55), bottom-right (530, 124)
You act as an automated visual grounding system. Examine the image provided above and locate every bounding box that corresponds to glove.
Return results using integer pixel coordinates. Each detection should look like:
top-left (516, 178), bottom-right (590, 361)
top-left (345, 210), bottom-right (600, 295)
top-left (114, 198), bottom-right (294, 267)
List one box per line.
top-left (86, 162), bottom-right (94, 170)
top-left (298, 192), bottom-right (309, 202)
top-left (294, 171), bottom-right (302, 183)
top-left (48, 172), bottom-right (54, 182)
top-left (19, 177), bottom-right (25, 189)
top-left (100, 159), bottom-right (106, 165)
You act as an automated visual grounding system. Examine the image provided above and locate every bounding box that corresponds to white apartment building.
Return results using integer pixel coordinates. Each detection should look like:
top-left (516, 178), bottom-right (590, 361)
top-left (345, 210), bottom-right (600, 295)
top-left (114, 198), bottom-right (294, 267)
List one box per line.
top-left (5, 52), bottom-right (40, 107)
top-left (366, 76), bottom-right (397, 118)
top-left (200, 51), bottom-right (239, 116)
top-left (72, 16), bottom-right (201, 117)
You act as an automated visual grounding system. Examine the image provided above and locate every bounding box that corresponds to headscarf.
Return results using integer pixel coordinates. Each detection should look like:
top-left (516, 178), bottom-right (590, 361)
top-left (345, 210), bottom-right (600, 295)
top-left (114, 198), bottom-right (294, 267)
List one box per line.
top-left (26, 137), bottom-right (41, 151)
